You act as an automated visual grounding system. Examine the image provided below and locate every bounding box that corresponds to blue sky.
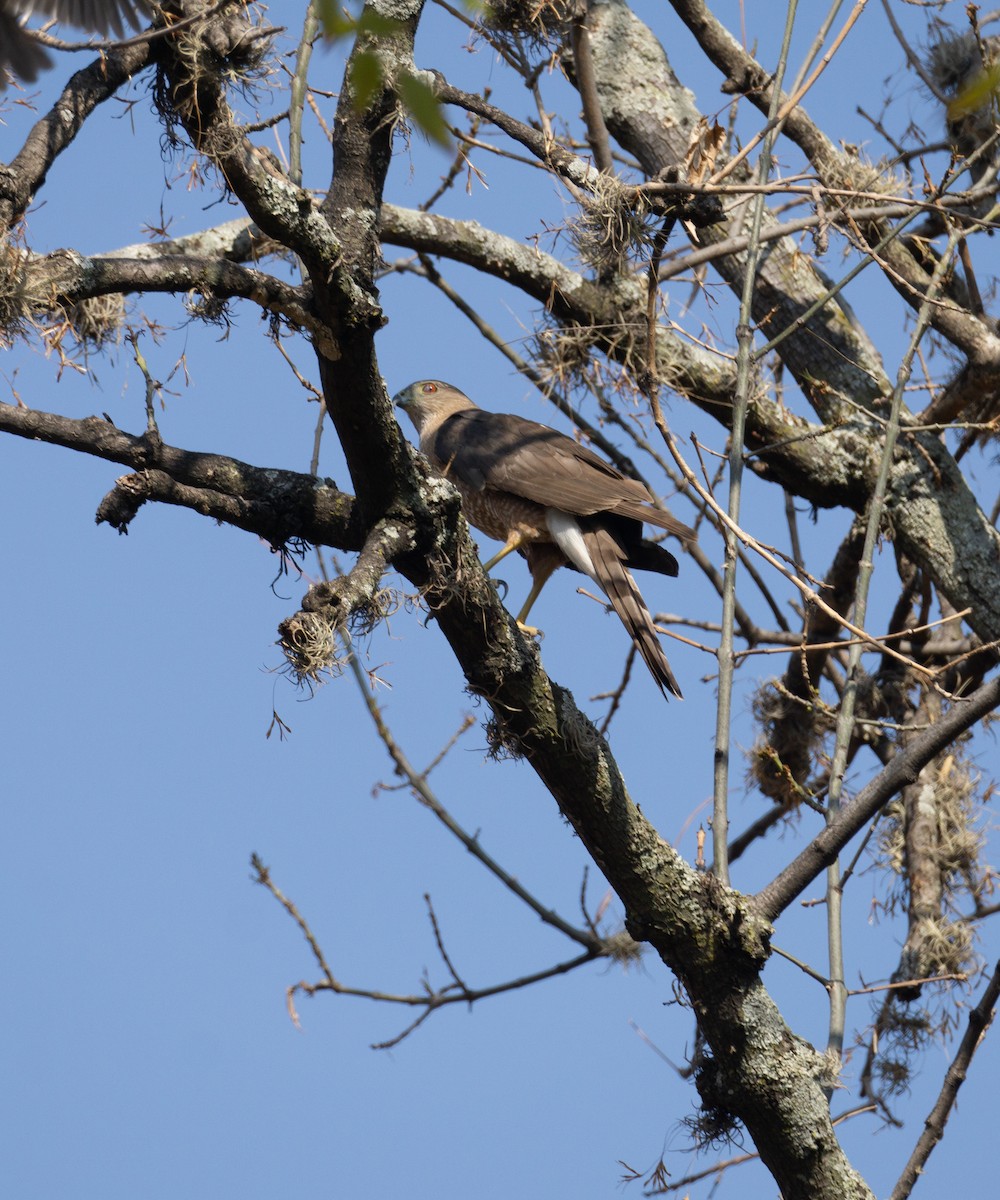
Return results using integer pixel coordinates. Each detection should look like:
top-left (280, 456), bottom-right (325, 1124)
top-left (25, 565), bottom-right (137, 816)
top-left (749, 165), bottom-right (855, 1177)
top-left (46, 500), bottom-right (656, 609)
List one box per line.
top-left (3, 2), bottom-right (999, 1197)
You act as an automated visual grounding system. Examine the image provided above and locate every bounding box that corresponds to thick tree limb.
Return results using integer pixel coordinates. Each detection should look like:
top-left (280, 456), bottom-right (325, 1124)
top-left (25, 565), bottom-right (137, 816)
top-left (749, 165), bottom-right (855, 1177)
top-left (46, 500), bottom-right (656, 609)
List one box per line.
top-left (0, 400), bottom-right (363, 550)
top-left (667, 0), bottom-right (1000, 369)
top-left (8, 250), bottom-right (331, 352)
top-left (586, 0), bottom-right (890, 423)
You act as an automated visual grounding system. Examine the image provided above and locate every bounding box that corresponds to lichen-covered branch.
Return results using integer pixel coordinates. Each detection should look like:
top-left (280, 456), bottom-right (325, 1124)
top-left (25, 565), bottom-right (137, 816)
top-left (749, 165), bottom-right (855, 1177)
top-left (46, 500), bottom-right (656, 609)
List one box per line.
top-left (0, 399), bottom-right (362, 550)
top-left (5, 248), bottom-right (330, 353)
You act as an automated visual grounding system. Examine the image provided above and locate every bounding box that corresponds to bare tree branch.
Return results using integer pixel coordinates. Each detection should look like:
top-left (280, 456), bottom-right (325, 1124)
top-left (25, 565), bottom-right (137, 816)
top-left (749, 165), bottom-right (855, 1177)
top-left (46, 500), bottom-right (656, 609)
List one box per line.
top-left (890, 961), bottom-right (1000, 1200)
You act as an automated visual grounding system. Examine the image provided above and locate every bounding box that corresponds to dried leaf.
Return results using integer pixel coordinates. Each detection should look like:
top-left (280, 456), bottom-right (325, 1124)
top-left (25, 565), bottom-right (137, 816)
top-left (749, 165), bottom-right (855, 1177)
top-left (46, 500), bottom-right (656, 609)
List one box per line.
top-left (685, 118), bottom-right (726, 185)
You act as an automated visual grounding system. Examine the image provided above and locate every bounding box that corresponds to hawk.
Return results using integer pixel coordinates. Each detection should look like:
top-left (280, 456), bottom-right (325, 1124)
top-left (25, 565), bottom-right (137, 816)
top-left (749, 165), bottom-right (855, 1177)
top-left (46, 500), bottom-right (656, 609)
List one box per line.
top-left (1, 1), bottom-right (153, 86)
top-left (395, 379), bottom-right (691, 698)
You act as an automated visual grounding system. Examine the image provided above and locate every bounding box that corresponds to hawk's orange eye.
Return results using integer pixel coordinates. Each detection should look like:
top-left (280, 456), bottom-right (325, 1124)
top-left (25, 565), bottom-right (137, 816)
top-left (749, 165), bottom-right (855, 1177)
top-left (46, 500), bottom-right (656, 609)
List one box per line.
top-left (422, 383), bottom-right (438, 395)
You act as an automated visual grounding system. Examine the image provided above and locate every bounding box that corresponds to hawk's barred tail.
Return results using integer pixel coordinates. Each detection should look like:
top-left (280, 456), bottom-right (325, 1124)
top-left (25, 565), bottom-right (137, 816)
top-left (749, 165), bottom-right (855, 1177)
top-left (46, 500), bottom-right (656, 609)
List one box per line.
top-left (584, 528), bottom-right (683, 699)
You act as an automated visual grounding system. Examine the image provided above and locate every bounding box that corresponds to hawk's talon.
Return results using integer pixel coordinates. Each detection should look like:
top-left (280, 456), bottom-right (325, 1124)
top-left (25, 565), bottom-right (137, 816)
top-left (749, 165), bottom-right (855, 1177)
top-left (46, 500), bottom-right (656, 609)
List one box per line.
top-left (516, 620), bottom-right (544, 639)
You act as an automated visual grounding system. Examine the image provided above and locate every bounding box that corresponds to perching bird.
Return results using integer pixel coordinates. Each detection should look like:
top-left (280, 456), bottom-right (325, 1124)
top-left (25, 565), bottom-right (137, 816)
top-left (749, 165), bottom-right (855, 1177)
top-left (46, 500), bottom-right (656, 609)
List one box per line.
top-left (395, 379), bottom-right (692, 699)
top-left (0, 1), bottom-right (153, 86)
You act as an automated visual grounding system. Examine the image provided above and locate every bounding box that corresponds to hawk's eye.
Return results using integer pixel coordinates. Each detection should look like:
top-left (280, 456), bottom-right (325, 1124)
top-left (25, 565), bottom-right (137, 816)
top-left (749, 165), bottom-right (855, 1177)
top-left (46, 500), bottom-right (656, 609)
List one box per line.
top-left (422, 383), bottom-right (438, 395)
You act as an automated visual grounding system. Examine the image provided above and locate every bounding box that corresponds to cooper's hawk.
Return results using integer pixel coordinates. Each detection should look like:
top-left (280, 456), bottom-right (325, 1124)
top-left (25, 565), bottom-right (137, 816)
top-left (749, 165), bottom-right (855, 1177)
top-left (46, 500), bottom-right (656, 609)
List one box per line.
top-left (395, 379), bottom-right (691, 699)
top-left (0, 1), bottom-right (152, 86)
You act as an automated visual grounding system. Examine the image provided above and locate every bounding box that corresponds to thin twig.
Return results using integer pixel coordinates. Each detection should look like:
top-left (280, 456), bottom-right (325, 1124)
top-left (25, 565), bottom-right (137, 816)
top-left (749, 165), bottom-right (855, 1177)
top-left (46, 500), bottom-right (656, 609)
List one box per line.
top-left (890, 962), bottom-right (1000, 1200)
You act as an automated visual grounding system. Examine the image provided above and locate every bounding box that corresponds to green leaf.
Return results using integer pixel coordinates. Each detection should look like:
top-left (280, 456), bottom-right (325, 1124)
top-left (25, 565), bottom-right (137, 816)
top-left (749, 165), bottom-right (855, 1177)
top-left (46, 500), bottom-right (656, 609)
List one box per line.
top-left (397, 70), bottom-right (452, 150)
top-left (355, 10), bottom-right (406, 37)
top-left (317, 2), bottom-right (405, 41)
top-left (316, 0), bottom-right (355, 39)
top-left (349, 50), bottom-right (384, 111)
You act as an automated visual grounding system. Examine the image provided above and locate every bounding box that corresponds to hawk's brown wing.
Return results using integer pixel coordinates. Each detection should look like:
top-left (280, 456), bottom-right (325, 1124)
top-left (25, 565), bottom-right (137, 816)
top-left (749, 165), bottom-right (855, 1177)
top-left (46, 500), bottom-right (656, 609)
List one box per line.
top-left (432, 409), bottom-right (691, 541)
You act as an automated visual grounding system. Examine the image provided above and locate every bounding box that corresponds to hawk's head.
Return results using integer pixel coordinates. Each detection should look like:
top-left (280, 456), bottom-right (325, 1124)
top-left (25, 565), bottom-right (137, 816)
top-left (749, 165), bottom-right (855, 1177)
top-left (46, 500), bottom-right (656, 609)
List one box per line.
top-left (393, 380), bottom-right (475, 433)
